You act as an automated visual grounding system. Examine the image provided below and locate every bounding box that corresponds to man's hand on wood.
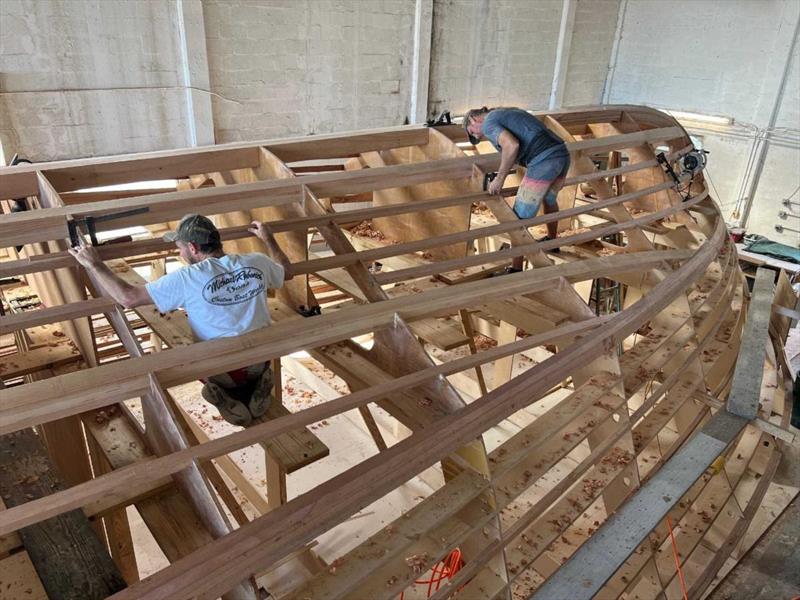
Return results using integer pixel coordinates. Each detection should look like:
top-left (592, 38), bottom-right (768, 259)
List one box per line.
top-left (248, 220), bottom-right (270, 241)
top-left (488, 174), bottom-right (505, 196)
top-left (67, 237), bottom-right (101, 269)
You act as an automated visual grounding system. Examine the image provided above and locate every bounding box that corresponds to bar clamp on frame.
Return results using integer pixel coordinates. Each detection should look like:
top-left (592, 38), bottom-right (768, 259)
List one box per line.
top-left (68, 207), bottom-right (151, 247)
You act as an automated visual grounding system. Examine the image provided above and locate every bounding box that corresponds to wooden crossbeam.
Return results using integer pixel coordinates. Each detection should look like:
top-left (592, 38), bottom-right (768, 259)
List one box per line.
top-left (0, 297), bottom-right (115, 335)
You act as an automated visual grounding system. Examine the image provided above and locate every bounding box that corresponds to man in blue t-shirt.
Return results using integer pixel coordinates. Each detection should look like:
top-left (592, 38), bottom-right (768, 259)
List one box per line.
top-left (465, 106), bottom-right (570, 271)
top-left (69, 214), bottom-right (294, 427)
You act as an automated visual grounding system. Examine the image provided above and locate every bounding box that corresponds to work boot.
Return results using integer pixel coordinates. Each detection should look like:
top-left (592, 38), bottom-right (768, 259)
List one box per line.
top-left (248, 368), bottom-right (274, 419)
top-left (202, 382), bottom-right (252, 427)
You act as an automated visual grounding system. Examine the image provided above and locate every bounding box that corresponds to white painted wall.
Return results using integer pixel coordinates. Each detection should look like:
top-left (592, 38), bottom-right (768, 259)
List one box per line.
top-left (747, 27), bottom-right (800, 245)
top-left (427, 0), bottom-right (618, 116)
top-left (0, 0), bottom-right (628, 160)
top-left (605, 0), bottom-right (800, 245)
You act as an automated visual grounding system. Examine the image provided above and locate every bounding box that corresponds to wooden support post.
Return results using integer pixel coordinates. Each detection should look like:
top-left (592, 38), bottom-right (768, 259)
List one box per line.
top-left (357, 404), bottom-right (389, 451)
top-left (271, 357), bottom-right (283, 404)
top-left (149, 258), bottom-right (166, 352)
top-left (266, 453), bottom-right (288, 510)
top-left (173, 401), bottom-right (271, 516)
top-left (167, 393), bottom-right (251, 527)
top-left (459, 309), bottom-right (489, 396)
top-left (493, 321), bottom-right (518, 390)
top-left (86, 434), bottom-right (139, 583)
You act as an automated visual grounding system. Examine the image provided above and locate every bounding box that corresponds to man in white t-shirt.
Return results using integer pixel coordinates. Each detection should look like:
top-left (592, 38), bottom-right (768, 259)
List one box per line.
top-left (69, 214), bottom-right (293, 427)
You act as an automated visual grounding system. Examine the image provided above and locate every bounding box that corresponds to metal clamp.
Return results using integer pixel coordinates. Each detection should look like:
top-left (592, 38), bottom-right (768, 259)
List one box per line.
top-left (68, 207), bottom-right (150, 247)
top-left (425, 111), bottom-right (452, 128)
top-left (298, 305), bottom-right (321, 318)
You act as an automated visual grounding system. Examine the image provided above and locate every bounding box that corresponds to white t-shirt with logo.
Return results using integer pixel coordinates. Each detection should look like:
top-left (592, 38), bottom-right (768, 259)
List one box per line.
top-left (145, 253), bottom-right (284, 342)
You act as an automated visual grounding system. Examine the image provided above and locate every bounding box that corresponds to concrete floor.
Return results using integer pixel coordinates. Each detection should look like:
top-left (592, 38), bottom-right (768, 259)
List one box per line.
top-left (710, 322), bottom-right (799, 600)
top-left (709, 495), bottom-right (800, 600)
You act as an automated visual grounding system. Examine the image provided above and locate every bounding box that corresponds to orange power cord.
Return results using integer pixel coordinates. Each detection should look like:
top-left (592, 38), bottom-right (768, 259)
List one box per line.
top-left (666, 515), bottom-right (689, 600)
top-left (399, 548), bottom-right (464, 600)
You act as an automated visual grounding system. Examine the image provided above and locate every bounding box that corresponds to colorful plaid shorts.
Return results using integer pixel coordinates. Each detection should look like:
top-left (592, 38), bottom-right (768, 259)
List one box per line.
top-left (513, 149), bottom-right (570, 219)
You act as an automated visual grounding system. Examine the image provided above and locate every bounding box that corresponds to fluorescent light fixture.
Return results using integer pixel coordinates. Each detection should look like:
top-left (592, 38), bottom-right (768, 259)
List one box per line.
top-left (666, 110), bottom-right (733, 126)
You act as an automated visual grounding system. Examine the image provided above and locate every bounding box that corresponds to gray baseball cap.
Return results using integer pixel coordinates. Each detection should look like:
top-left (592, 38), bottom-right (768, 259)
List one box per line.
top-left (163, 214), bottom-right (221, 245)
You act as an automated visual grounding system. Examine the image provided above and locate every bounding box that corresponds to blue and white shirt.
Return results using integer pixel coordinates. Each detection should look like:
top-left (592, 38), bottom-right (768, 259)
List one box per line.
top-left (146, 253), bottom-right (284, 341)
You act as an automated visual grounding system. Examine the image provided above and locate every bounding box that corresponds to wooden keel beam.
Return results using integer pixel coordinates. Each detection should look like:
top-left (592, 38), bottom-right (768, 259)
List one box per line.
top-left (0, 427), bottom-right (126, 599)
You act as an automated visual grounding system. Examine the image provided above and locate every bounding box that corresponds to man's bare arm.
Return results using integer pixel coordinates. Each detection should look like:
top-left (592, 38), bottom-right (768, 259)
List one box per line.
top-left (68, 241), bottom-right (154, 308)
top-left (489, 129), bottom-right (520, 195)
top-left (248, 221), bottom-right (295, 281)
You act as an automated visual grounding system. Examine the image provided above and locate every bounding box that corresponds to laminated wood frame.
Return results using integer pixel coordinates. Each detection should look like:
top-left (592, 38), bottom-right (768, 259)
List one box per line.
top-left (0, 105), bottom-right (796, 600)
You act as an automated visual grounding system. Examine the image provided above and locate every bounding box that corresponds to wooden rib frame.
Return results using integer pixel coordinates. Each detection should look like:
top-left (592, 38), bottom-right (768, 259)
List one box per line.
top-left (0, 105), bottom-right (793, 600)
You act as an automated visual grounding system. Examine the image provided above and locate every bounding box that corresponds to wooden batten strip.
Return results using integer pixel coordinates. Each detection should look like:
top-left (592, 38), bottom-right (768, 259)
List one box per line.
top-left (0, 128), bottom-right (431, 198)
top-left (103, 218), bottom-right (723, 600)
top-left (568, 126), bottom-right (683, 155)
top-left (291, 183), bottom-right (702, 278)
top-left (0, 297), bottom-right (115, 335)
top-left (0, 126), bottom-right (687, 249)
top-left (0, 248), bottom-right (692, 438)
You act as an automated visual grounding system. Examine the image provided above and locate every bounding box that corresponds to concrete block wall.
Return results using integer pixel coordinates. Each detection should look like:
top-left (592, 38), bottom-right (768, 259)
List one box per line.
top-left (605, 0), bottom-right (800, 245)
top-left (427, 0), bottom-right (563, 116)
top-left (0, 0), bottom-right (191, 161)
top-left (203, 0), bottom-right (416, 143)
top-left (2, 0), bottom-right (795, 246)
top-left (562, 0), bottom-right (619, 106)
top-left (1, 0), bottom-right (624, 162)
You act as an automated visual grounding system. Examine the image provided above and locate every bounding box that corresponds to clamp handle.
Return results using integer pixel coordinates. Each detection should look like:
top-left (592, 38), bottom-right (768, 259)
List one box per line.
top-left (67, 217), bottom-right (99, 247)
top-left (483, 171), bottom-right (498, 192)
